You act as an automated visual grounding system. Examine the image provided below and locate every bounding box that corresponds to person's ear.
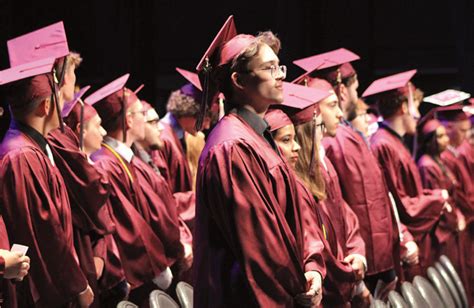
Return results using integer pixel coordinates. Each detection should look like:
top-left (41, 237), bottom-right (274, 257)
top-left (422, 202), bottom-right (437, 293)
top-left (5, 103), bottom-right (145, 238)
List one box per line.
top-left (231, 72), bottom-right (245, 90)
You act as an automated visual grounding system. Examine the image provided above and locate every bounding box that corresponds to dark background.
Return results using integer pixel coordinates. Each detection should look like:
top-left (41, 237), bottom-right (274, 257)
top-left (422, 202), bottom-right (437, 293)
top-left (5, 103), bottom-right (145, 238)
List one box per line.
top-left (1, 0), bottom-right (473, 124)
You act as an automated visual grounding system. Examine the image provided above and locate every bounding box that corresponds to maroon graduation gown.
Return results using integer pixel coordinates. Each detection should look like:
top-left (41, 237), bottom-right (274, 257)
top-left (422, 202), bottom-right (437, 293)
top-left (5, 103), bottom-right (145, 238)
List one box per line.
top-left (323, 124), bottom-right (397, 276)
top-left (0, 216), bottom-right (16, 308)
top-left (417, 155), bottom-right (465, 271)
top-left (48, 126), bottom-right (120, 307)
top-left (158, 122), bottom-right (193, 193)
top-left (91, 147), bottom-right (170, 290)
top-left (194, 112), bottom-right (325, 307)
top-left (297, 178), bottom-right (356, 307)
top-left (370, 126), bottom-right (444, 271)
top-left (457, 140), bottom-right (474, 183)
top-left (0, 123), bottom-right (87, 307)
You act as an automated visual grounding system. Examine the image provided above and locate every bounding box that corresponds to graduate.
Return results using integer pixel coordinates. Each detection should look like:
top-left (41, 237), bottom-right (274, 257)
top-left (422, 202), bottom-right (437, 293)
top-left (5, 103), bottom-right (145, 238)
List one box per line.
top-left (6, 22), bottom-right (119, 307)
top-left (193, 16), bottom-right (325, 307)
top-left (88, 75), bottom-right (177, 306)
top-left (0, 58), bottom-right (93, 307)
top-left (294, 49), bottom-right (400, 293)
top-left (267, 82), bottom-right (368, 307)
top-left (366, 70), bottom-right (447, 276)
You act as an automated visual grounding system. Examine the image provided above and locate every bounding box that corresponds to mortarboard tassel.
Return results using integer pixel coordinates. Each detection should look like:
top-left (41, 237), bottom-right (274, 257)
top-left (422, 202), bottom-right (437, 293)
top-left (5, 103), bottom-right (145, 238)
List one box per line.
top-left (78, 99), bottom-right (85, 151)
top-left (122, 89), bottom-right (127, 143)
top-left (308, 110), bottom-right (318, 177)
top-left (51, 69), bottom-right (64, 132)
top-left (195, 58), bottom-right (211, 131)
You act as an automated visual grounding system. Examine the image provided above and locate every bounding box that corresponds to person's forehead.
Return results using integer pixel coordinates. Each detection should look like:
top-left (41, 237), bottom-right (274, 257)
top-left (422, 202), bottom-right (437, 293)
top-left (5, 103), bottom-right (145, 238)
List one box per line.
top-left (250, 44), bottom-right (278, 65)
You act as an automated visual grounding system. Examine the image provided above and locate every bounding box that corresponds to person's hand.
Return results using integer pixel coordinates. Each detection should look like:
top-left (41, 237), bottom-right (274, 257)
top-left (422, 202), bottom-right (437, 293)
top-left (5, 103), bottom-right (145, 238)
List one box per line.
top-left (94, 257), bottom-right (105, 279)
top-left (183, 243), bottom-right (193, 270)
top-left (295, 271), bottom-right (323, 307)
top-left (402, 241), bottom-right (419, 264)
top-left (457, 212), bottom-right (466, 232)
top-left (344, 254), bottom-right (365, 280)
top-left (0, 250), bottom-right (30, 280)
top-left (443, 202), bottom-right (453, 213)
top-left (77, 284), bottom-right (94, 308)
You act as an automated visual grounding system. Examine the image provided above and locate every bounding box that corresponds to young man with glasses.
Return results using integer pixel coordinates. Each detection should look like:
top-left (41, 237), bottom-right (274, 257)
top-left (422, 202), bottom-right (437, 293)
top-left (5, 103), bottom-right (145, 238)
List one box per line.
top-left (193, 17), bottom-right (325, 307)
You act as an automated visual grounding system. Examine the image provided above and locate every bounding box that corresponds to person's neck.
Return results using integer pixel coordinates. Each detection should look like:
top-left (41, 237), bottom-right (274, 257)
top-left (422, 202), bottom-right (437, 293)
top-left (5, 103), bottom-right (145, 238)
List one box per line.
top-left (108, 131), bottom-right (135, 148)
top-left (232, 94), bottom-right (269, 118)
top-left (20, 116), bottom-right (54, 137)
top-left (383, 117), bottom-right (406, 137)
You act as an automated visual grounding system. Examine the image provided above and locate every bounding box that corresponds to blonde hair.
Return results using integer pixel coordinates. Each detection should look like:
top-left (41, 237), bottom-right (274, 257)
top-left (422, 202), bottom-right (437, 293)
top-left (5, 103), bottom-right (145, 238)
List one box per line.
top-left (294, 121), bottom-right (326, 201)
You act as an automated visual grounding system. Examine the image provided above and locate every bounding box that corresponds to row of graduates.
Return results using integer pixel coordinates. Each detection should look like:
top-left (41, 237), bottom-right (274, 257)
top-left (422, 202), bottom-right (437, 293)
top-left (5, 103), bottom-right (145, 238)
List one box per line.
top-left (0, 16), bottom-right (473, 308)
top-left (0, 22), bottom-right (198, 307)
top-left (188, 16), bottom-right (474, 307)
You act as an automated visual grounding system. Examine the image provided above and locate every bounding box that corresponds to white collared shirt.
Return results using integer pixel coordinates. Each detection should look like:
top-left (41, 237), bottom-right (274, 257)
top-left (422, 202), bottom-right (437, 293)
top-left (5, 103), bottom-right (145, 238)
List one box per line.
top-left (103, 137), bottom-right (134, 163)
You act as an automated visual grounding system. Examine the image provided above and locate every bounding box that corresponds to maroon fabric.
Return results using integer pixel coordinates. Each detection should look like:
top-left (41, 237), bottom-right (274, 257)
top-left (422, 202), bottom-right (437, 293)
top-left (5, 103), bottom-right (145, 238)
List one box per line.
top-left (131, 157), bottom-right (184, 264)
top-left (0, 124), bottom-right (88, 307)
top-left (194, 113), bottom-right (325, 307)
top-left (370, 127), bottom-right (444, 272)
top-left (297, 178), bottom-right (356, 307)
top-left (158, 122), bottom-right (193, 193)
top-left (93, 235), bottom-right (126, 294)
top-left (457, 140), bottom-right (474, 183)
top-left (0, 216), bottom-right (17, 308)
top-left (417, 155), bottom-right (464, 258)
top-left (91, 147), bottom-right (170, 291)
top-left (63, 103), bottom-right (98, 131)
top-left (6, 74), bottom-right (54, 113)
top-left (323, 124), bottom-right (397, 276)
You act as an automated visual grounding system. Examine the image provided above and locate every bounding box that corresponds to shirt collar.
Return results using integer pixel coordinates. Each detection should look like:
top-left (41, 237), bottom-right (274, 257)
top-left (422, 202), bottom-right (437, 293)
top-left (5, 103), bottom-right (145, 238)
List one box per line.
top-left (104, 136), bottom-right (134, 163)
top-left (231, 106), bottom-right (269, 136)
top-left (161, 112), bottom-right (184, 140)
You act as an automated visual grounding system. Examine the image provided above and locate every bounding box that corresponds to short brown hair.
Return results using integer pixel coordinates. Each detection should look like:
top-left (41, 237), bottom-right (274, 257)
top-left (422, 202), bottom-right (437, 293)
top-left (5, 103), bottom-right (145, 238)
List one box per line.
top-left (166, 88), bottom-right (201, 118)
top-left (214, 31), bottom-right (281, 102)
top-left (376, 92), bottom-right (407, 120)
top-left (54, 52), bottom-right (82, 86)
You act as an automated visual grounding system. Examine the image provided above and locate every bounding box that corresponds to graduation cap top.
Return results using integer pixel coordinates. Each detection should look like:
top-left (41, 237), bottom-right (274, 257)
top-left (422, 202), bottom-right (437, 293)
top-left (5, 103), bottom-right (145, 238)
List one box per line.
top-left (264, 109), bottom-right (293, 132)
top-left (7, 21), bottom-right (69, 67)
top-left (293, 48), bottom-right (360, 85)
top-left (62, 85), bottom-right (91, 118)
top-left (362, 69), bottom-right (417, 98)
top-left (423, 89), bottom-right (470, 106)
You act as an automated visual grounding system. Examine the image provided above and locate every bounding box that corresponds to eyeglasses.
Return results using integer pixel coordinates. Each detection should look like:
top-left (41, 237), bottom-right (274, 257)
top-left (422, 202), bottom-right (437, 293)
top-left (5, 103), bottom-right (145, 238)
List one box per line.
top-left (242, 64), bottom-right (287, 79)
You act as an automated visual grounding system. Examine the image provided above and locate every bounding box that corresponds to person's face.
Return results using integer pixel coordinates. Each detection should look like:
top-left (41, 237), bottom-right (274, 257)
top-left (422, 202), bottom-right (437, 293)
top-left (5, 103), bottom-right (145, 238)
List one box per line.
top-left (144, 109), bottom-right (164, 149)
top-left (61, 63), bottom-right (76, 102)
top-left (273, 124), bottom-right (300, 169)
top-left (319, 93), bottom-right (342, 137)
top-left (448, 120), bottom-right (471, 146)
top-left (236, 44), bottom-right (285, 113)
top-left (435, 125), bottom-right (450, 153)
top-left (341, 78), bottom-right (359, 117)
top-left (402, 102), bottom-right (418, 135)
top-left (350, 108), bottom-right (370, 137)
top-left (83, 114), bottom-right (106, 155)
top-left (127, 100), bottom-right (146, 142)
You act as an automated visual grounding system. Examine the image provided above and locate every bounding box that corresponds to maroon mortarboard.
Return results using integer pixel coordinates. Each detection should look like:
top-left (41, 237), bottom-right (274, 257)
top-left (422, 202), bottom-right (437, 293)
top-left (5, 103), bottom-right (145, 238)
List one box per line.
top-left (7, 21), bottom-right (69, 67)
top-left (362, 69), bottom-right (417, 98)
top-left (62, 85), bottom-right (91, 118)
top-left (277, 81), bottom-right (332, 125)
top-left (293, 48), bottom-right (360, 84)
top-left (0, 57), bottom-right (56, 113)
top-left (176, 67), bottom-right (202, 91)
top-left (417, 109), bottom-right (441, 136)
top-left (195, 15), bottom-right (240, 130)
top-left (86, 74), bottom-right (135, 142)
top-left (264, 109), bottom-right (293, 132)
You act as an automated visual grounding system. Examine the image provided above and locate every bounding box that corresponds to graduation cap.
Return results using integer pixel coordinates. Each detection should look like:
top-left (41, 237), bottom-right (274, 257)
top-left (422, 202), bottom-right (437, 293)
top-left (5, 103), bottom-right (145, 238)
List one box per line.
top-left (423, 89), bottom-right (470, 106)
top-left (293, 48), bottom-right (360, 85)
top-left (7, 21), bottom-right (69, 67)
top-left (176, 67), bottom-right (203, 103)
top-left (134, 84), bottom-right (145, 95)
top-left (7, 21), bottom-right (70, 132)
top-left (362, 70), bottom-right (417, 98)
top-left (264, 109), bottom-right (293, 132)
top-left (62, 86), bottom-right (94, 150)
top-left (85, 74), bottom-right (134, 143)
top-left (436, 104), bottom-right (470, 122)
top-left (274, 81), bottom-right (332, 175)
top-left (195, 15), bottom-right (240, 130)
top-left (0, 58), bottom-right (59, 119)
